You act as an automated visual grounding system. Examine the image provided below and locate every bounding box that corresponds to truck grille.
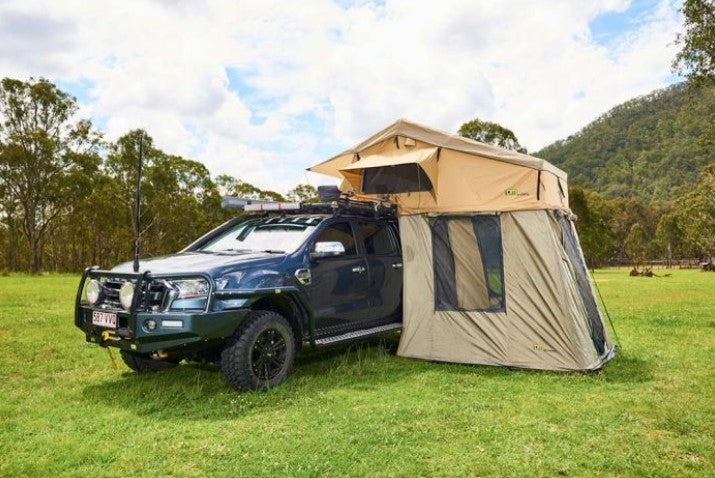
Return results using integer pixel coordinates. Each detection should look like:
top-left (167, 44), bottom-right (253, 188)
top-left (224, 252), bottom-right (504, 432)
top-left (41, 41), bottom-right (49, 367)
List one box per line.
top-left (98, 278), bottom-right (168, 311)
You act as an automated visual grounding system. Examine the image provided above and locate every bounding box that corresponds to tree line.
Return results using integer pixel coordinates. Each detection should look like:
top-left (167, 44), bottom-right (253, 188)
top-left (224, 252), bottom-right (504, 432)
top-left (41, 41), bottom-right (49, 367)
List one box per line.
top-left (0, 78), bottom-right (317, 273)
top-left (568, 176), bottom-right (714, 268)
top-left (2, 76), bottom-right (713, 273)
top-left (528, 80), bottom-right (714, 267)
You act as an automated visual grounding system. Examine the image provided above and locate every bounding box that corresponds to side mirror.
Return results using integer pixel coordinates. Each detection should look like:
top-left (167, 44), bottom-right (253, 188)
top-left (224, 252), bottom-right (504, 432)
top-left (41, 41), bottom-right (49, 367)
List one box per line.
top-left (310, 241), bottom-right (346, 261)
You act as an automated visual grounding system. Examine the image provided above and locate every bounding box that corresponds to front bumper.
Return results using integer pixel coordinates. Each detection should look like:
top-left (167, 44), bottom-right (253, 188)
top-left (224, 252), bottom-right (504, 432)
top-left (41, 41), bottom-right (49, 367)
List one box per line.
top-left (75, 267), bottom-right (249, 354)
top-left (77, 306), bottom-right (249, 353)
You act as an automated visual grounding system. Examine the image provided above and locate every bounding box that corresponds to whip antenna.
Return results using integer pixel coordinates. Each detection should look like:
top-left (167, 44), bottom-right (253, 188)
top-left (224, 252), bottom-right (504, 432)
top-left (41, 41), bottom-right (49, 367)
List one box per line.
top-left (133, 132), bottom-right (144, 273)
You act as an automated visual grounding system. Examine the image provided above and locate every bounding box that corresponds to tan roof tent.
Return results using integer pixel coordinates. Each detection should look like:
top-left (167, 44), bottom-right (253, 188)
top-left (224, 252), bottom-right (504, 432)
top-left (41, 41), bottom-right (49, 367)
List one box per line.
top-left (308, 119), bottom-right (615, 371)
top-left (309, 118), bottom-right (569, 214)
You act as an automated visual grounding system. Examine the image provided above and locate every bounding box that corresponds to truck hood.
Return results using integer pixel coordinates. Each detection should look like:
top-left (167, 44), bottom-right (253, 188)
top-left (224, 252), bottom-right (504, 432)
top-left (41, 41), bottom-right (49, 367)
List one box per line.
top-left (111, 251), bottom-right (286, 276)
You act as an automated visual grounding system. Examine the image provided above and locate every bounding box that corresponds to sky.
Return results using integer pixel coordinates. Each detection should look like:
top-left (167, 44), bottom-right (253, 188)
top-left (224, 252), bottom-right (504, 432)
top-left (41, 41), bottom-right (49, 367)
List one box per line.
top-left (0, 0), bottom-right (683, 193)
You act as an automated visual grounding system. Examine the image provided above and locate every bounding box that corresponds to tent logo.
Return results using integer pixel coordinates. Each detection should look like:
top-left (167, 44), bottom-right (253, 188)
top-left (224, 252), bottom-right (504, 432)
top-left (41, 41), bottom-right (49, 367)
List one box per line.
top-left (504, 187), bottom-right (528, 197)
top-left (533, 343), bottom-right (555, 352)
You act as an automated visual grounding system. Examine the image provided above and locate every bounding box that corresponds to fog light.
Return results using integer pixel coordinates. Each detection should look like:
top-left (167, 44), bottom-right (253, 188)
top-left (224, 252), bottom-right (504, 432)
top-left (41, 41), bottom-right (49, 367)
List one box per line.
top-left (85, 280), bottom-right (101, 305)
top-left (119, 282), bottom-right (135, 310)
top-left (143, 319), bottom-right (157, 332)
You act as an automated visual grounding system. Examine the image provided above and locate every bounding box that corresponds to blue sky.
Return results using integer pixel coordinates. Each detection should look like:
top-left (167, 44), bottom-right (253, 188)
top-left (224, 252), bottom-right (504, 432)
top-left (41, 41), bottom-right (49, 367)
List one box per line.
top-left (0, 0), bottom-right (682, 192)
top-left (591, 0), bottom-right (662, 46)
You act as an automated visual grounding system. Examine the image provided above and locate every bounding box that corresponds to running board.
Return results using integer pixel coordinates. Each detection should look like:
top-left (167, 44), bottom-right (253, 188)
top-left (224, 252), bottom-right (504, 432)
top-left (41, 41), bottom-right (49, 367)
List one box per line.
top-left (314, 322), bottom-right (402, 346)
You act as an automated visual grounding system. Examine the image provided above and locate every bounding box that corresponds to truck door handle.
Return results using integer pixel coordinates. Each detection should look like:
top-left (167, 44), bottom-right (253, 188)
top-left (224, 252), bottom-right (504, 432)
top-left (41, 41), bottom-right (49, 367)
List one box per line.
top-left (351, 266), bottom-right (366, 274)
top-left (392, 263), bottom-right (403, 269)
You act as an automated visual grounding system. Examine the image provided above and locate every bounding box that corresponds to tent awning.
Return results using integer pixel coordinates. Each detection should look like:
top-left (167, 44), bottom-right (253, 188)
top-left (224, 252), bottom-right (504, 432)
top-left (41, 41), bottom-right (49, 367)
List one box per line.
top-left (339, 147), bottom-right (440, 193)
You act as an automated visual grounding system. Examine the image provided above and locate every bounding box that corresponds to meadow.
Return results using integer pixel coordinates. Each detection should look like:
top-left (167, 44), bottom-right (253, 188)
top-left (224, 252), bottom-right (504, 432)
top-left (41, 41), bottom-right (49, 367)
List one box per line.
top-left (0, 269), bottom-right (712, 477)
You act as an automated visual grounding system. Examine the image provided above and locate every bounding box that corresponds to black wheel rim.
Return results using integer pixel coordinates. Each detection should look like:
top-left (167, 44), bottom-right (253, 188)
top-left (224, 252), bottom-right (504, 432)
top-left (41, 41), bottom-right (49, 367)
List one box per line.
top-left (250, 328), bottom-right (287, 381)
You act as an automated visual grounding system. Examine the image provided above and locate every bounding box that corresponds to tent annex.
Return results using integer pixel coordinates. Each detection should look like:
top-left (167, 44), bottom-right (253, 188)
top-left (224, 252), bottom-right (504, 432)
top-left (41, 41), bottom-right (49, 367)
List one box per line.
top-left (309, 119), bottom-right (615, 371)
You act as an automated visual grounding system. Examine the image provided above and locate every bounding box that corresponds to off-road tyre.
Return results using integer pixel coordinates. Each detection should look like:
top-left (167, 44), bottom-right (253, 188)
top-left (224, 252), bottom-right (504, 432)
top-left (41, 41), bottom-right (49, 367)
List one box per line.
top-left (120, 350), bottom-right (179, 372)
top-left (220, 310), bottom-right (296, 391)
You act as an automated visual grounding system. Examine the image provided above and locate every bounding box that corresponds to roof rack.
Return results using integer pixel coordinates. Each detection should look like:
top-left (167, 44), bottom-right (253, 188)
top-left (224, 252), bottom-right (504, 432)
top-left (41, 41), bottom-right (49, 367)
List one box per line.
top-left (221, 195), bottom-right (397, 220)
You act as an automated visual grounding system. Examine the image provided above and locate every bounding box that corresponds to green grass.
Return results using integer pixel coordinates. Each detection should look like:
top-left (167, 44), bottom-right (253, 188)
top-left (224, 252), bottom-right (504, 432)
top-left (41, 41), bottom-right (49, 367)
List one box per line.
top-left (0, 269), bottom-right (713, 477)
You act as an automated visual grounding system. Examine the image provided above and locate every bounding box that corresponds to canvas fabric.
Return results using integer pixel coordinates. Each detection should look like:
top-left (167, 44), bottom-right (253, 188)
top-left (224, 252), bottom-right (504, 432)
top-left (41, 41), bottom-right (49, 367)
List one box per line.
top-left (397, 210), bottom-right (613, 371)
top-left (308, 119), bottom-right (568, 213)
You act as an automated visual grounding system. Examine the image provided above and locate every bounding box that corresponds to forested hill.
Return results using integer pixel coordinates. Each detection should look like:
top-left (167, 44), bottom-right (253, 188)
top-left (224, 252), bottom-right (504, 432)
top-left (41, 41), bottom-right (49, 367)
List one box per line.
top-left (536, 82), bottom-right (715, 203)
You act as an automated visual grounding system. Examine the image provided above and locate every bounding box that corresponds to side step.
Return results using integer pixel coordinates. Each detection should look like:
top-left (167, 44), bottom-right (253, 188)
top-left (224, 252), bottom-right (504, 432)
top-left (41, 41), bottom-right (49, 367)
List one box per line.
top-left (314, 322), bottom-right (402, 346)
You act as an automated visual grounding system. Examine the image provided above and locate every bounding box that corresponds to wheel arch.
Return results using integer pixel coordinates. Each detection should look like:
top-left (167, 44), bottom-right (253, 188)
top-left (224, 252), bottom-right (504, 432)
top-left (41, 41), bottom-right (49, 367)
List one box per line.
top-left (250, 294), bottom-right (307, 349)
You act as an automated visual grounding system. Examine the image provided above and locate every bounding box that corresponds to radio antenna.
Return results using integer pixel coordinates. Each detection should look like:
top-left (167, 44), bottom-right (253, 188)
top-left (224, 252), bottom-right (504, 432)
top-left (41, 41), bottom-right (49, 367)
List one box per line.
top-left (132, 132), bottom-right (145, 273)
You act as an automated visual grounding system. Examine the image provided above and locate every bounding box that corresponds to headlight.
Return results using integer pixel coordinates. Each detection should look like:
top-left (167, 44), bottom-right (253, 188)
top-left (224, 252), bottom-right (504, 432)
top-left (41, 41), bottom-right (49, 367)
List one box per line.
top-left (119, 282), bottom-right (135, 310)
top-left (172, 279), bottom-right (209, 299)
top-left (166, 279), bottom-right (209, 311)
top-left (85, 280), bottom-right (101, 305)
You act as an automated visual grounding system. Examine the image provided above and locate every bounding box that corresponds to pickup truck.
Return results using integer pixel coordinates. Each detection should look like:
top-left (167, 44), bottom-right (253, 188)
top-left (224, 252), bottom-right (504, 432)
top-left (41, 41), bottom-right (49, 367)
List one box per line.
top-left (74, 199), bottom-right (402, 391)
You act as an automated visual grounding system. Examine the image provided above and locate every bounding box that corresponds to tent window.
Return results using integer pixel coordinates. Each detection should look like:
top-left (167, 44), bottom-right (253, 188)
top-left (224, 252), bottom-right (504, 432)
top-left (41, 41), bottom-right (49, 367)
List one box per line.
top-left (430, 215), bottom-right (505, 312)
top-left (361, 164), bottom-right (433, 194)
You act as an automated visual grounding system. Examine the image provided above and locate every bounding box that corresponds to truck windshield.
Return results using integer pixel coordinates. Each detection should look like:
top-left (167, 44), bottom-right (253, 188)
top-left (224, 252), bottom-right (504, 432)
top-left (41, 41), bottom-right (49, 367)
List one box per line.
top-left (199, 217), bottom-right (321, 254)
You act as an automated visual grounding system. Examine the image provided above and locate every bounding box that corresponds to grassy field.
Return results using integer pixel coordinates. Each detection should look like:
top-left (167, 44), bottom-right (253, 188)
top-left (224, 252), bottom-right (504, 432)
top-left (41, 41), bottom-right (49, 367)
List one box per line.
top-left (0, 269), bottom-right (713, 477)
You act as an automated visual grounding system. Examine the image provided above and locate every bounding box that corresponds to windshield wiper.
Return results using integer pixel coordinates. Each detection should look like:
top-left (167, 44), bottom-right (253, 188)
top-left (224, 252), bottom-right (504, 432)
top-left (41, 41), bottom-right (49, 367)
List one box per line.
top-left (262, 249), bottom-right (285, 254)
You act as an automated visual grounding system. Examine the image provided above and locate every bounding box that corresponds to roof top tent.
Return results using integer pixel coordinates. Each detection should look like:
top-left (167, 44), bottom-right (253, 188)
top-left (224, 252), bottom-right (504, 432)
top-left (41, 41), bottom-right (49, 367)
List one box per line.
top-left (309, 119), bottom-right (615, 371)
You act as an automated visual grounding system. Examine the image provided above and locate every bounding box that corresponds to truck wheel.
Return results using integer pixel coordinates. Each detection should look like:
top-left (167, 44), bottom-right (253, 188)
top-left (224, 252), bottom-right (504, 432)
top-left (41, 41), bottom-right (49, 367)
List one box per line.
top-left (221, 310), bottom-right (296, 391)
top-left (120, 350), bottom-right (179, 372)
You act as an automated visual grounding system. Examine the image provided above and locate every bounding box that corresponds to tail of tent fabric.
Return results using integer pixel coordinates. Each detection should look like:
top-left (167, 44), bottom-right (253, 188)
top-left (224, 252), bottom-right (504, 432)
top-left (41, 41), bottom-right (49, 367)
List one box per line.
top-left (397, 209), bottom-right (616, 372)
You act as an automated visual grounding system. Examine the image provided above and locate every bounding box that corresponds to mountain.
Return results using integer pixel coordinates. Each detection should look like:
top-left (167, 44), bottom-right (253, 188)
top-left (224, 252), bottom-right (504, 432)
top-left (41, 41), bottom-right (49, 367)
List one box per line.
top-left (536, 82), bottom-right (715, 203)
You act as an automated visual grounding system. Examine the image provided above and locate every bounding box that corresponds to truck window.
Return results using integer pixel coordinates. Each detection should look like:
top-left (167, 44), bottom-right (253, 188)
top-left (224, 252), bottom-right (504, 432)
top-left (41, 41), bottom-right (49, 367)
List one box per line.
top-left (314, 222), bottom-right (357, 255)
top-left (358, 222), bottom-right (395, 255)
top-left (200, 217), bottom-right (319, 254)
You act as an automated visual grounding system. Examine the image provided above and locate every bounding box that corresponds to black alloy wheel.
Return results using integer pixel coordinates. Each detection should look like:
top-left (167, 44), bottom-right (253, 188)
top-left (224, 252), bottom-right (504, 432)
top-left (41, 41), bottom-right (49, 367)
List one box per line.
top-left (221, 310), bottom-right (296, 391)
top-left (251, 328), bottom-right (288, 381)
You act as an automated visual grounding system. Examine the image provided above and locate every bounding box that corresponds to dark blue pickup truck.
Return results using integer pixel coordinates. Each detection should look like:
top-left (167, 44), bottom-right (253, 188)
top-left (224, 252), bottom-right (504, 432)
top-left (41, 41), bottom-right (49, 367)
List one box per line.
top-left (75, 199), bottom-right (402, 391)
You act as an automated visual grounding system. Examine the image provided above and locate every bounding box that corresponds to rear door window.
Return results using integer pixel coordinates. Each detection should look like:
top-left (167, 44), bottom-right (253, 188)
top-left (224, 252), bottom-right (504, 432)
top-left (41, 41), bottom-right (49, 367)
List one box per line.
top-left (358, 222), bottom-right (396, 255)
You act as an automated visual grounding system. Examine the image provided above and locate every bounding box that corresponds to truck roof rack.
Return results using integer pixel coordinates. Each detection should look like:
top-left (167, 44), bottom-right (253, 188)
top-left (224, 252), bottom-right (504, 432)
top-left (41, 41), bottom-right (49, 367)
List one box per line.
top-left (221, 195), bottom-right (397, 220)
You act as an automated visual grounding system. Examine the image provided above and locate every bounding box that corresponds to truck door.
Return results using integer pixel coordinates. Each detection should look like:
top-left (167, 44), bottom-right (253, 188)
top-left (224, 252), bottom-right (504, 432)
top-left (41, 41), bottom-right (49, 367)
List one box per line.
top-left (357, 221), bottom-right (402, 321)
top-left (307, 220), bottom-right (370, 330)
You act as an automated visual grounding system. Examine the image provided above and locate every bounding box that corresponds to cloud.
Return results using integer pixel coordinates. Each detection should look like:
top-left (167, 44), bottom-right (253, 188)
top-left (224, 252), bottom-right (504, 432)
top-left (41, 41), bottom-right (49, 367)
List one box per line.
top-left (0, 0), bottom-right (682, 192)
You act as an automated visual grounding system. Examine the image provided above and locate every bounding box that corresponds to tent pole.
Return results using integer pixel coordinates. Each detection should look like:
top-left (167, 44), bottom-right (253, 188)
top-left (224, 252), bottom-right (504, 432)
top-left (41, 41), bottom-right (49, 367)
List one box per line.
top-left (591, 271), bottom-right (621, 347)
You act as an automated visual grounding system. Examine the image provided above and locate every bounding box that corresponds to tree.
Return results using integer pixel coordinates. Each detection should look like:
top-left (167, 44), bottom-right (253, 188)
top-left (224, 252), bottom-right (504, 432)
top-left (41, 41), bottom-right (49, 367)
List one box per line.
top-left (672, 0), bottom-right (715, 86)
top-left (286, 184), bottom-right (319, 203)
top-left (215, 174), bottom-right (285, 202)
top-left (144, 153), bottom-right (223, 255)
top-left (655, 214), bottom-right (683, 267)
top-left (676, 163), bottom-right (715, 259)
top-left (536, 83), bottom-right (715, 203)
top-left (458, 118), bottom-right (527, 153)
top-left (568, 187), bottom-right (615, 267)
top-left (0, 77), bottom-right (101, 272)
top-left (103, 130), bottom-right (163, 260)
top-left (624, 223), bottom-right (649, 266)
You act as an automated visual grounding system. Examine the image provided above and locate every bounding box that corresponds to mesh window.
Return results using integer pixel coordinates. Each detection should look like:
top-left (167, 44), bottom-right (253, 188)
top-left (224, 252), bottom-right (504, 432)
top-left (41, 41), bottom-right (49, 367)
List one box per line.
top-left (430, 215), bottom-right (505, 312)
top-left (358, 222), bottom-right (395, 255)
top-left (314, 222), bottom-right (357, 255)
top-left (362, 164), bottom-right (433, 194)
top-left (559, 216), bottom-right (606, 355)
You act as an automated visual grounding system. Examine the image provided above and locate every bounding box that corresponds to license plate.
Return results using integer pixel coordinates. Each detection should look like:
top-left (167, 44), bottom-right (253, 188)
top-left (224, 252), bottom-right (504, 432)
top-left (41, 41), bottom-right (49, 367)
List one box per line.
top-left (92, 310), bottom-right (117, 328)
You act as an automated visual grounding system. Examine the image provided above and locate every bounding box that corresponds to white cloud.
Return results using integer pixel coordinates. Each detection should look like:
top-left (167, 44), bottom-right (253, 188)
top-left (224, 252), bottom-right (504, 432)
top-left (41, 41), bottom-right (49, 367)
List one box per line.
top-left (0, 0), bottom-right (682, 192)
